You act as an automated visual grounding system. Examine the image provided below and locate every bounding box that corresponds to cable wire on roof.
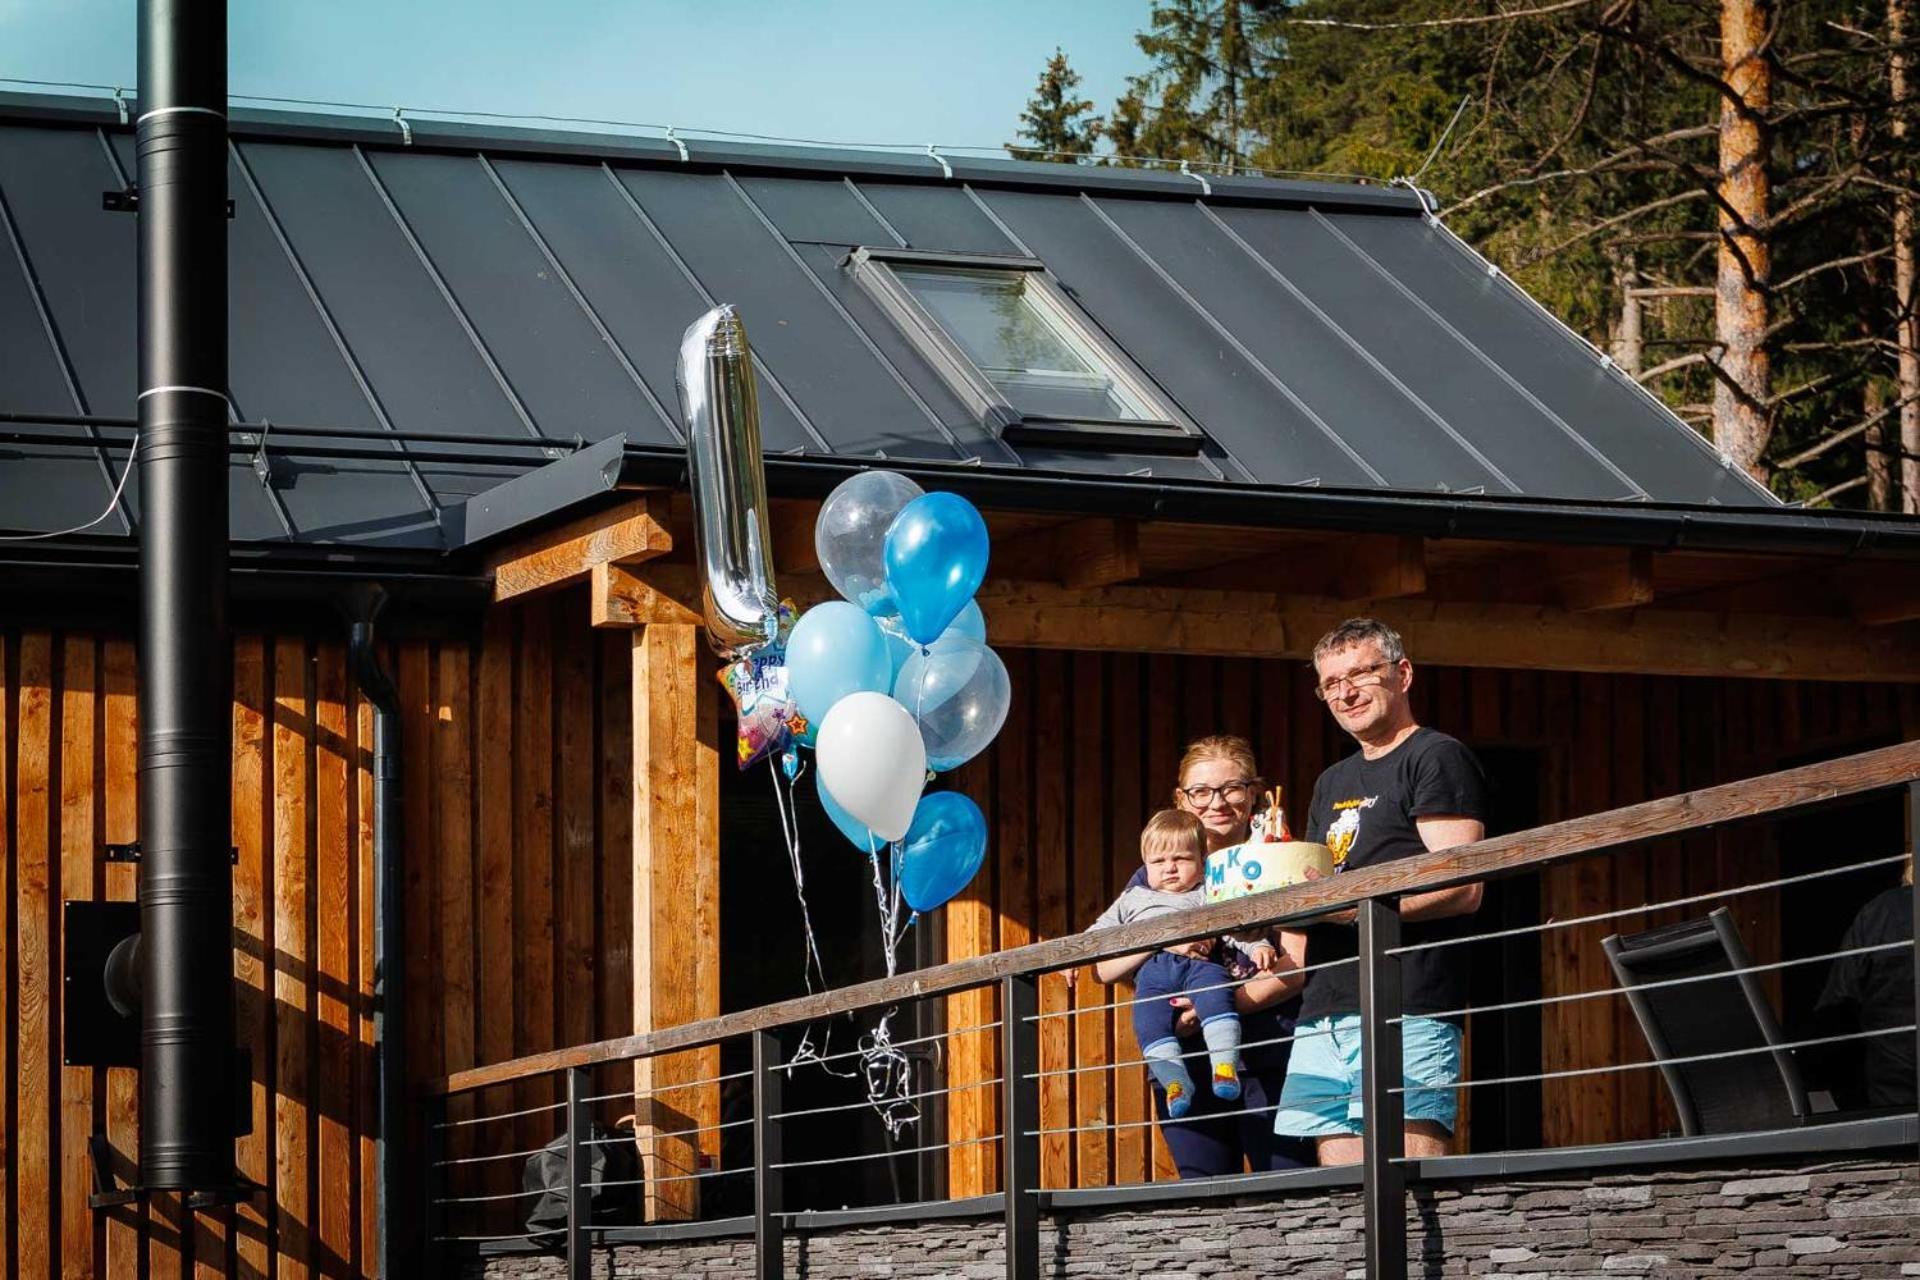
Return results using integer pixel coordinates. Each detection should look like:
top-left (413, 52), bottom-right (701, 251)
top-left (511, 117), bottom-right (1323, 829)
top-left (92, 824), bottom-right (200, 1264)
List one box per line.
top-left (0, 429), bottom-right (138, 541)
top-left (0, 76), bottom-right (1383, 185)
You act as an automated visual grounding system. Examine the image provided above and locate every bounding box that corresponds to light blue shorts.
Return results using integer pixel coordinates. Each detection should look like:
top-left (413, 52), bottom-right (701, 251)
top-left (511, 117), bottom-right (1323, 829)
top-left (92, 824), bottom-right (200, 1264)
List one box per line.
top-left (1273, 1014), bottom-right (1462, 1138)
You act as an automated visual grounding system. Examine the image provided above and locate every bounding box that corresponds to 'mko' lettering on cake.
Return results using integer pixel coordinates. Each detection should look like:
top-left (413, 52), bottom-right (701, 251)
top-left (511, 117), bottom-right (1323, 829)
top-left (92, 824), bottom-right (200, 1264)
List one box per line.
top-left (1204, 840), bottom-right (1334, 904)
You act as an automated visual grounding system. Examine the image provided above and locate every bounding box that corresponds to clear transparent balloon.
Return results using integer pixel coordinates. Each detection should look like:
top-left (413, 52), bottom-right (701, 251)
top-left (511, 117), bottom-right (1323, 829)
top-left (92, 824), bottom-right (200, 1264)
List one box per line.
top-left (894, 636), bottom-right (1010, 772)
top-left (815, 471), bottom-right (925, 616)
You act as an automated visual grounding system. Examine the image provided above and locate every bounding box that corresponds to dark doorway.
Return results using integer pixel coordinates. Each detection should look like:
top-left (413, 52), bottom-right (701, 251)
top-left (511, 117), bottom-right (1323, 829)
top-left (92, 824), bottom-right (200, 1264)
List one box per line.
top-left (1770, 736), bottom-right (1905, 1112)
top-left (717, 760), bottom-right (944, 1213)
top-left (1462, 745), bottom-right (1545, 1153)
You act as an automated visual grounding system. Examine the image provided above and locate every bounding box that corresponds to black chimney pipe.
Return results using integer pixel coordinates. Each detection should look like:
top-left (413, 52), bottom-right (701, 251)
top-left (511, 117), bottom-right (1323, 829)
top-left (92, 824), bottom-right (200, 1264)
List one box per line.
top-left (136, 0), bottom-right (236, 1192)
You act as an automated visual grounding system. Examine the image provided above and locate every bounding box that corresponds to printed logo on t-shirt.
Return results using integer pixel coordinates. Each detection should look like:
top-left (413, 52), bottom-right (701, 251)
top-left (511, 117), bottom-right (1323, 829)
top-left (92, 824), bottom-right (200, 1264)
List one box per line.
top-left (1325, 796), bottom-right (1377, 868)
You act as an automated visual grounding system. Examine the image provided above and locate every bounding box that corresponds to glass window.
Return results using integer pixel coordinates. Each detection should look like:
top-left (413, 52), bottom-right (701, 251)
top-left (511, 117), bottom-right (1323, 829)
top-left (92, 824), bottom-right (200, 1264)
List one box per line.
top-left (891, 266), bottom-right (1160, 422)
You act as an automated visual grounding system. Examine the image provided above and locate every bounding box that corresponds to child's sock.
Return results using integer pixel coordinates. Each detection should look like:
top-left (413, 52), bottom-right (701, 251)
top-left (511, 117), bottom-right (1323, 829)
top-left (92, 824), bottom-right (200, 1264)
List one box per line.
top-left (1200, 1016), bottom-right (1243, 1100)
top-left (1142, 1038), bottom-right (1196, 1118)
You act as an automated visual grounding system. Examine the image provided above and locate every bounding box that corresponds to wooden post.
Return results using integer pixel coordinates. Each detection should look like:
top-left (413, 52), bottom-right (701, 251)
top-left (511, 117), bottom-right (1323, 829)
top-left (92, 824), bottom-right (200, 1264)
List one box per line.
top-left (630, 623), bottom-right (721, 1221)
top-left (1359, 898), bottom-right (1408, 1280)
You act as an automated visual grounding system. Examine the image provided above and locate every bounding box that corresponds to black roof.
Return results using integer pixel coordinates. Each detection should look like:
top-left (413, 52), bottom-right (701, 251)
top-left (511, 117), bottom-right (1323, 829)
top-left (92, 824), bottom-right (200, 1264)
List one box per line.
top-left (0, 89), bottom-right (1874, 566)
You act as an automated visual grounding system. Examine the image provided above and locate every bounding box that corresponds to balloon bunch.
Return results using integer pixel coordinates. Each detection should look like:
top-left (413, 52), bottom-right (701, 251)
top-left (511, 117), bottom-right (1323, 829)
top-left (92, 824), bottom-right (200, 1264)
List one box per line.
top-left (792, 471), bottom-right (1002, 916)
top-left (679, 304), bottom-right (1003, 1136)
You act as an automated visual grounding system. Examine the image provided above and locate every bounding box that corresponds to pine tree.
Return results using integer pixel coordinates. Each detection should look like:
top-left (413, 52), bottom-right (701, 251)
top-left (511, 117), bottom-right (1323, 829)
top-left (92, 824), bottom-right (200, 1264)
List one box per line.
top-left (1007, 49), bottom-right (1102, 163)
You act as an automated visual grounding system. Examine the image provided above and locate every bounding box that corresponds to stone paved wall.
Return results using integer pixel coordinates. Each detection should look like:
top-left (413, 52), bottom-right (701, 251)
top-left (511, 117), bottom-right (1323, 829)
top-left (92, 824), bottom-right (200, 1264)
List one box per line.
top-left (467, 1154), bottom-right (1918, 1278)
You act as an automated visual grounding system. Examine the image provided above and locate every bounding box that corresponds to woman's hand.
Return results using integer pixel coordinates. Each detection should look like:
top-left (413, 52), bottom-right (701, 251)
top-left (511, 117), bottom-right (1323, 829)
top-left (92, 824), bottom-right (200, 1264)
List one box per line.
top-left (1169, 996), bottom-right (1202, 1038)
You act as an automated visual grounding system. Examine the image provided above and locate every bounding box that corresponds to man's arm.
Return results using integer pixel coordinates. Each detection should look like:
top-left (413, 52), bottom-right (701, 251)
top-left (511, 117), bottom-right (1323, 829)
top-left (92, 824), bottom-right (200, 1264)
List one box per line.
top-left (1398, 815), bottom-right (1484, 921)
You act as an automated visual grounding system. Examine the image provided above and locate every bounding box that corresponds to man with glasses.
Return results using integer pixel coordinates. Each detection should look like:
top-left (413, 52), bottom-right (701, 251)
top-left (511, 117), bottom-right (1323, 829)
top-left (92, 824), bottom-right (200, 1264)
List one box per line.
top-left (1273, 618), bottom-right (1487, 1165)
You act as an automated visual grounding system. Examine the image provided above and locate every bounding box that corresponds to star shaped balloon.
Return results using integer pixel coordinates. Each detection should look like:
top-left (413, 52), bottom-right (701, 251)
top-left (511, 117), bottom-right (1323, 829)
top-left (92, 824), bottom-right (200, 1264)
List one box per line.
top-left (718, 601), bottom-right (809, 769)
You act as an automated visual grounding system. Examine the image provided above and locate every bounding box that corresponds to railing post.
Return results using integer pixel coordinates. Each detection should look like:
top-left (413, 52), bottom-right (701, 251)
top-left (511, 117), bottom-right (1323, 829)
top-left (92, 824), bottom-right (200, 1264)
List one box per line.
top-left (1358, 898), bottom-right (1408, 1280)
top-left (1001, 974), bottom-right (1039, 1280)
top-left (565, 1066), bottom-right (590, 1280)
top-left (422, 1092), bottom-right (447, 1279)
top-left (754, 1030), bottom-right (785, 1280)
top-left (1909, 780), bottom-right (1919, 1161)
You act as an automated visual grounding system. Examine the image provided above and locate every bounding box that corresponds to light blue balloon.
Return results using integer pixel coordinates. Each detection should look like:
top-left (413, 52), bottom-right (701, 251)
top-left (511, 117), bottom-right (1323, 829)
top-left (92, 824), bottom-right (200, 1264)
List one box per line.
top-left (786, 602), bottom-right (892, 730)
top-left (898, 791), bottom-right (988, 912)
top-left (816, 769), bottom-right (879, 852)
top-left (884, 492), bottom-right (990, 645)
top-left (878, 600), bottom-right (985, 680)
top-left (894, 636), bottom-right (1010, 772)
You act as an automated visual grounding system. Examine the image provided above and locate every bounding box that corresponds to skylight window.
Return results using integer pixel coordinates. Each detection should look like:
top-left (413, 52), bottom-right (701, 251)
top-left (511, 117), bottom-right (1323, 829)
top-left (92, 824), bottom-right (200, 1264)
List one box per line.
top-left (849, 248), bottom-right (1202, 453)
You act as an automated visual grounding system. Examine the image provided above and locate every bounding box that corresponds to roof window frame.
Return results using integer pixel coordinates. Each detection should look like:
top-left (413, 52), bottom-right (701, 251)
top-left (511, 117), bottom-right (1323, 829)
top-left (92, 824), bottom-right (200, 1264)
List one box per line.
top-left (847, 246), bottom-right (1206, 455)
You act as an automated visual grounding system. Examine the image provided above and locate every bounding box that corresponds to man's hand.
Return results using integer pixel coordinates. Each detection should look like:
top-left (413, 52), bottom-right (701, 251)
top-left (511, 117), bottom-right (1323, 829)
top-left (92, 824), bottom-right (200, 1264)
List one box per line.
top-left (1298, 865), bottom-right (1357, 926)
top-left (1166, 938), bottom-right (1214, 960)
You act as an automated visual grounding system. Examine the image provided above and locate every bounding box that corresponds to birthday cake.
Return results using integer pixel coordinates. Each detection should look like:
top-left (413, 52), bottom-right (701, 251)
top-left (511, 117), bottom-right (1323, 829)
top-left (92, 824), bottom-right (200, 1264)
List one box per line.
top-left (1204, 840), bottom-right (1334, 903)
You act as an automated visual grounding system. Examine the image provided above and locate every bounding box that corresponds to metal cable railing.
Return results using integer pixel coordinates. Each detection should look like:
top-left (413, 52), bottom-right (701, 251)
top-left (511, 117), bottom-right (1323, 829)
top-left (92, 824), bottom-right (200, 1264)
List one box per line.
top-left (418, 742), bottom-right (1920, 1280)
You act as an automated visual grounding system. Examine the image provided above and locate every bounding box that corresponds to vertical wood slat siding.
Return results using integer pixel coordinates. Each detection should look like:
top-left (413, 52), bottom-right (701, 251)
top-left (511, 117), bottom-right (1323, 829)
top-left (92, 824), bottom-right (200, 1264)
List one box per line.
top-left (942, 654), bottom-right (1909, 1194)
top-left (2, 595), bottom-right (642, 1277)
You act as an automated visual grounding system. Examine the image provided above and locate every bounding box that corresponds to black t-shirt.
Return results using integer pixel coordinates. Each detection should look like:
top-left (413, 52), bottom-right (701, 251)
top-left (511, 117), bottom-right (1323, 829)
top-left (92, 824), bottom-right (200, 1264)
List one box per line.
top-left (1816, 885), bottom-right (1916, 1109)
top-left (1298, 727), bottom-right (1488, 1024)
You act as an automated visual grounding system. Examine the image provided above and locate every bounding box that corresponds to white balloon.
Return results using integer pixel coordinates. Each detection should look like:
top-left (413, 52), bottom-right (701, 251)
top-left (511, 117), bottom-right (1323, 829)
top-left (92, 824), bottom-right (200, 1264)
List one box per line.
top-left (816, 691), bottom-right (927, 843)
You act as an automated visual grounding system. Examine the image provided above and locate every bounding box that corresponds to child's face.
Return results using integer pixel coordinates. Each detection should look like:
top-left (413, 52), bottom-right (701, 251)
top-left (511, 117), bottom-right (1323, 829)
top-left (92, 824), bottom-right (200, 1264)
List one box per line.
top-left (1141, 838), bottom-right (1205, 892)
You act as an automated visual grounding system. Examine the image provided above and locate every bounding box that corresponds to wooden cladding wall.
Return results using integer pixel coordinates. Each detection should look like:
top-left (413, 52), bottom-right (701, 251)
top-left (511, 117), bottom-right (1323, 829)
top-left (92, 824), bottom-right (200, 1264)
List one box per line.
top-left (942, 652), bottom-right (1918, 1195)
top-left (0, 594), bottom-right (642, 1280)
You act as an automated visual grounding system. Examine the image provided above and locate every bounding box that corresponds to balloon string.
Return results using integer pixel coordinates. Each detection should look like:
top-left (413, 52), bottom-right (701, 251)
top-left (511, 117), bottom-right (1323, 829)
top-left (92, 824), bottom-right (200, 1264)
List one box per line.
top-left (769, 763), bottom-right (857, 1080)
top-left (860, 835), bottom-right (919, 1137)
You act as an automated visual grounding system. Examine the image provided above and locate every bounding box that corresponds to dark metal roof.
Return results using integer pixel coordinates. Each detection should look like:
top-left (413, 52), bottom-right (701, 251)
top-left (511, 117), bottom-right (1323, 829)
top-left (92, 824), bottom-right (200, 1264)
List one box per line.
top-left (0, 89), bottom-right (1816, 563)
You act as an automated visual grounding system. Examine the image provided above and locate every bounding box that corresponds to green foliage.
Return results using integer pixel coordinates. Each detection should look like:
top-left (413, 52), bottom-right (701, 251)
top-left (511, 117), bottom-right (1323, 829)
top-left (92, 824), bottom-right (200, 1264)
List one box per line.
top-left (1007, 48), bottom-right (1102, 162)
top-left (1017, 0), bottom-right (1917, 507)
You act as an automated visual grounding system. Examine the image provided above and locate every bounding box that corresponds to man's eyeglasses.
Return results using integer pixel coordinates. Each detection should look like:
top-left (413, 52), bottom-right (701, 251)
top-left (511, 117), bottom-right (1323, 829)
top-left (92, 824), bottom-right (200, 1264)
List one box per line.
top-left (1312, 660), bottom-right (1397, 702)
top-left (1178, 780), bottom-right (1257, 807)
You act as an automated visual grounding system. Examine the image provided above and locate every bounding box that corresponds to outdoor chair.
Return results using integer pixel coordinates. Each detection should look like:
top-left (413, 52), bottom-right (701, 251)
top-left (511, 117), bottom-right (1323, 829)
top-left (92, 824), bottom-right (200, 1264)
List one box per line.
top-left (1603, 906), bottom-right (1810, 1136)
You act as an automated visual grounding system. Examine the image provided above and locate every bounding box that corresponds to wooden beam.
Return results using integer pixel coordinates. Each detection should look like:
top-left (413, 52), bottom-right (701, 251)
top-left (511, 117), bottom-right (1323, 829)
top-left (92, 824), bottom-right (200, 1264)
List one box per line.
top-left (997, 517), bottom-right (1141, 589)
top-left (613, 563), bottom-right (1918, 680)
top-left (487, 496), bottom-right (672, 602)
top-left (1555, 547), bottom-right (1654, 613)
top-left (1178, 533), bottom-right (1425, 601)
top-left (629, 623), bottom-right (721, 1221)
top-left (592, 562), bottom-right (705, 629)
top-left (769, 498), bottom-right (821, 574)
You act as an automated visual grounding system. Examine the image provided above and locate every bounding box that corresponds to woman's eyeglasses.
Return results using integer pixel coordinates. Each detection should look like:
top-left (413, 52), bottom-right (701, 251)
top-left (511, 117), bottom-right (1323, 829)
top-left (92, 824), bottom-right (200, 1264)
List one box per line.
top-left (1178, 780), bottom-right (1257, 807)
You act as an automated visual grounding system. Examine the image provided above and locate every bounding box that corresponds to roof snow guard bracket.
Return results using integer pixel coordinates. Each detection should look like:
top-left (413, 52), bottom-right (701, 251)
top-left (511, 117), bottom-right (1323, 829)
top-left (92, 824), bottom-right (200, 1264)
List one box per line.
top-left (102, 185), bottom-right (235, 217)
top-left (1179, 160), bottom-right (1212, 198)
top-left (392, 107), bottom-right (411, 146)
top-left (926, 144), bottom-right (952, 180)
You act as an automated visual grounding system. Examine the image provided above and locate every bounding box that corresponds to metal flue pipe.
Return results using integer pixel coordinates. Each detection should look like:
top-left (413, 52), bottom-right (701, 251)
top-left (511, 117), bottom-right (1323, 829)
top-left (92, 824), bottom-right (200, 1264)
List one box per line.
top-left (136, 0), bottom-right (237, 1192)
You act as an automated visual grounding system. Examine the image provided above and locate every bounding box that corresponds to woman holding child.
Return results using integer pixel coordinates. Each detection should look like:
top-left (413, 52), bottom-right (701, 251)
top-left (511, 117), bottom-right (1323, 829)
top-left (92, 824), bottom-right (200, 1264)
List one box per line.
top-left (1089, 735), bottom-right (1311, 1177)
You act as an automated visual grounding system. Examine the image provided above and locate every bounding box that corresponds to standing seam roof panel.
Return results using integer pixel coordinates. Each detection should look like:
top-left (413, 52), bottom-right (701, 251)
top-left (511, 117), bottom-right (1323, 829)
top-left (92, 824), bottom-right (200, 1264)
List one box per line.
top-left (615, 167), bottom-right (962, 461)
top-left (487, 158), bottom-right (798, 452)
top-left (1327, 212), bottom-right (1770, 504)
top-left (1215, 204), bottom-right (1643, 501)
top-left (367, 149), bottom-right (669, 449)
top-left (1090, 195), bottom-right (1508, 495)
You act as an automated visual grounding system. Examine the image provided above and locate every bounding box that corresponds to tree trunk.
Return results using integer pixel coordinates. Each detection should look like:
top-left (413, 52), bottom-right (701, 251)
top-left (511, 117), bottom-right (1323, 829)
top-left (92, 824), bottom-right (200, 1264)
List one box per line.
top-left (1893, 0), bottom-right (1920, 512)
top-left (1714, 0), bottom-right (1773, 482)
top-left (1612, 255), bottom-right (1644, 377)
top-left (1865, 376), bottom-right (1895, 510)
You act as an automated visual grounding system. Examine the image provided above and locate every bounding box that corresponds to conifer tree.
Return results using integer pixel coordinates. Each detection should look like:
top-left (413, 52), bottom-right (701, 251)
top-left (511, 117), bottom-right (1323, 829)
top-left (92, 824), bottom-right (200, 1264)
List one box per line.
top-left (1007, 48), bottom-right (1102, 163)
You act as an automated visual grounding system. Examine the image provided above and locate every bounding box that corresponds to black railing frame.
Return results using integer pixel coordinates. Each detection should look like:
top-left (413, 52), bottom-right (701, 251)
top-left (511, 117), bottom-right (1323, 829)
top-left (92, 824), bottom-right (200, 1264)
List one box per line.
top-left (422, 746), bottom-right (1920, 1280)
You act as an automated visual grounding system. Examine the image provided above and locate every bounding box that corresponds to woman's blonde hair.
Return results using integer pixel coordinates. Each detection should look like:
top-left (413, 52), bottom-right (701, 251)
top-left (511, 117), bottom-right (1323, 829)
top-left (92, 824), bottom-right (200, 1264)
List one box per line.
top-left (1174, 734), bottom-right (1261, 796)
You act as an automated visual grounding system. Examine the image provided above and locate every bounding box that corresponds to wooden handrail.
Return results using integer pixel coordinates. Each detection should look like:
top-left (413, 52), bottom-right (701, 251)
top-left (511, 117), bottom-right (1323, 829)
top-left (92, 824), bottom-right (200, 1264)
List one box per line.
top-left (427, 738), bottom-right (1920, 1097)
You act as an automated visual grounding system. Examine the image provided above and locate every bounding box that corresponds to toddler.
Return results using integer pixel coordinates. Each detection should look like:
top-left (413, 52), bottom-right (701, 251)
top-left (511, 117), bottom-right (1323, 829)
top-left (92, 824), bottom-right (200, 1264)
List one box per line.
top-left (1089, 809), bottom-right (1277, 1117)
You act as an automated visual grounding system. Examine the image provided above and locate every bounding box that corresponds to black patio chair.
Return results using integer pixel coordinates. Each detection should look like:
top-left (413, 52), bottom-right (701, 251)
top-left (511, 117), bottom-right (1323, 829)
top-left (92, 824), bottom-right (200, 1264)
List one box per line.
top-left (1602, 906), bottom-right (1809, 1136)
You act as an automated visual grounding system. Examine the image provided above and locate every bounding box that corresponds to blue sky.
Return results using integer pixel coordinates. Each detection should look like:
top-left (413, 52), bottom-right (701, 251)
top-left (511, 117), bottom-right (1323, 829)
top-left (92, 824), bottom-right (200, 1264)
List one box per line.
top-left (3, 1), bottom-right (1153, 155)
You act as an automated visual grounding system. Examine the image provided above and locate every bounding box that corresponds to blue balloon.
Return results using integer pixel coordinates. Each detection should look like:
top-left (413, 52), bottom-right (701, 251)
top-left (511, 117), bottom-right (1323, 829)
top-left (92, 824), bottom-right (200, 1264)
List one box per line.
top-left (884, 492), bottom-right (990, 645)
top-left (786, 602), bottom-right (892, 730)
top-left (898, 791), bottom-right (988, 912)
top-left (816, 769), bottom-right (879, 852)
top-left (878, 599), bottom-right (985, 681)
